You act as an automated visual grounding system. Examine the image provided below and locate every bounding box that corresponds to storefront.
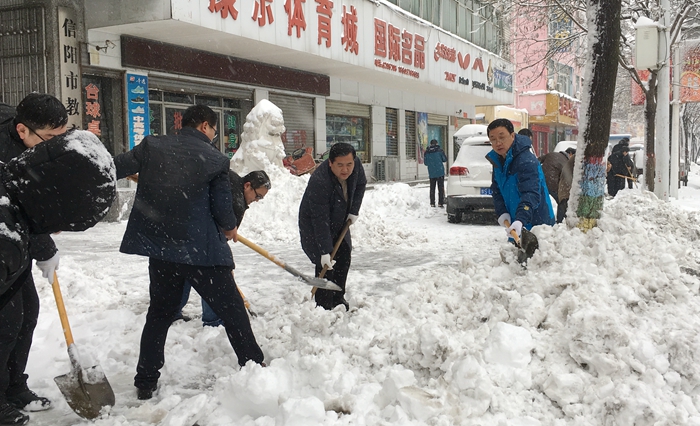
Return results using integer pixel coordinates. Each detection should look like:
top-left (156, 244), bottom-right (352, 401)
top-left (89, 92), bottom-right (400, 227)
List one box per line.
top-left (80, 0), bottom-right (515, 181)
top-left (519, 92), bottom-right (579, 156)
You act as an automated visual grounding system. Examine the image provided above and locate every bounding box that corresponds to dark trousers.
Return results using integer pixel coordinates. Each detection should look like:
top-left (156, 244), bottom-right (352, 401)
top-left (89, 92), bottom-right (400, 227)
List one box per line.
top-left (557, 199), bottom-right (568, 224)
top-left (314, 241), bottom-right (351, 310)
top-left (609, 175), bottom-right (625, 197)
top-left (134, 258), bottom-right (263, 391)
top-left (429, 176), bottom-right (445, 206)
top-left (178, 281), bottom-right (221, 326)
top-left (0, 269), bottom-right (38, 403)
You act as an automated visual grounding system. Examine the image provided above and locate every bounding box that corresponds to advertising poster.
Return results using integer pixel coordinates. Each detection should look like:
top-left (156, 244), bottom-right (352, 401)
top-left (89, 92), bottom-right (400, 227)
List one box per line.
top-left (680, 39), bottom-right (700, 103)
top-left (126, 72), bottom-right (150, 149)
top-left (416, 112), bottom-right (428, 164)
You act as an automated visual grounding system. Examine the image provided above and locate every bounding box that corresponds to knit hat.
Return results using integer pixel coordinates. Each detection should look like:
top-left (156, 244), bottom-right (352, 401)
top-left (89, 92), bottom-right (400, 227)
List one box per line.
top-left (1, 129), bottom-right (117, 234)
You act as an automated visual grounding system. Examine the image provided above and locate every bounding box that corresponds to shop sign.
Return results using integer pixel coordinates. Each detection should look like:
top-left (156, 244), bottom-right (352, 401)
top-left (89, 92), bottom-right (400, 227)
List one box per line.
top-left (558, 97), bottom-right (577, 120)
top-left (58, 7), bottom-right (81, 128)
top-left (494, 69), bottom-right (513, 92)
top-left (126, 73), bottom-right (150, 149)
top-left (373, 18), bottom-right (425, 79)
top-left (680, 39), bottom-right (700, 103)
top-left (84, 83), bottom-right (102, 137)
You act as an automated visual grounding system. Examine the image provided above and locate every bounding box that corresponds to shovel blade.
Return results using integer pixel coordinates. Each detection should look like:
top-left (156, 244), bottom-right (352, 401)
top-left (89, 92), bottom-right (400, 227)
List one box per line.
top-left (303, 276), bottom-right (343, 292)
top-left (517, 229), bottom-right (539, 263)
top-left (54, 365), bottom-right (115, 420)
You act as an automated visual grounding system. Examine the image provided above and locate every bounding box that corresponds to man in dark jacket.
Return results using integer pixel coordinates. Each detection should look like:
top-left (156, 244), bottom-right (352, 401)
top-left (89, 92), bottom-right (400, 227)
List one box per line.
top-left (423, 139), bottom-right (447, 207)
top-left (0, 94), bottom-right (68, 421)
top-left (607, 142), bottom-right (634, 197)
top-left (486, 119), bottom-right (555, 239)
top-left (540, 147), bottom-right (575, 221)
top-left (176, 170), bottom-right (271, 326)
top-left (114, 104), bottom-right (264, 401)
top-left (299, 142), bottom-right (366, 310)
top-left (0, 130), bottom-right (116, 426)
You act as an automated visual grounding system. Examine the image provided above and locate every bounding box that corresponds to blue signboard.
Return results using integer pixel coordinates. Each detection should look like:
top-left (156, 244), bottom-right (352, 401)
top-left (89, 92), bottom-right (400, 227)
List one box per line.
top-left (126, 73), bottom-right (149, 149)
top-left (494, 69), bottom-right (513, 92)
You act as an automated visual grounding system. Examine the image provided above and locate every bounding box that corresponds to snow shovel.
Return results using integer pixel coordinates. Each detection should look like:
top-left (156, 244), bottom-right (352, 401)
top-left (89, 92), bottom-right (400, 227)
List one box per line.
top-left (51, 272), bottom-right (115, 420)
top-left (311, 219), bottom-right (352, 296)
top-left (236, 235), bottom-right (342, 291)
top-left (503, 220), bottom-right (539, 264)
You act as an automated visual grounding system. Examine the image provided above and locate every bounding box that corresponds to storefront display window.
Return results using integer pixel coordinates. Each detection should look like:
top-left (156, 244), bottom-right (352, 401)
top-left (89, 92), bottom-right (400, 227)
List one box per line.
top-left (148, 90), bottom-right (247, 156)
top-left (326, 115), bottom-right (370, 162)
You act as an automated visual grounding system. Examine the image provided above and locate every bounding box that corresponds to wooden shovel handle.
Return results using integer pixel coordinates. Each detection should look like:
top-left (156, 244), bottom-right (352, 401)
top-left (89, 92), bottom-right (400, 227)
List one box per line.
top-left (237, 235), bottom-right (286, 269)
top-left (313, 219), bottom-right (353, 295)
top-left (51, 272), bottom-right (75, 347)
top-left (503, 219), bottom-right (521, 245)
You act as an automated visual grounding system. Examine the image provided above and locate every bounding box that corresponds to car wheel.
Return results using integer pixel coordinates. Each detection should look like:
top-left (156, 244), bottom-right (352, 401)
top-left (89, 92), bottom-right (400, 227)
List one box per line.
top-left (447, 212), bottom-right (462, 223)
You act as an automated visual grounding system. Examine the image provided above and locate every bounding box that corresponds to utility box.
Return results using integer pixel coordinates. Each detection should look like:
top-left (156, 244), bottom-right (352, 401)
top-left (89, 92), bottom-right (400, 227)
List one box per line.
top-left (635, 18), bottom-right (659, 70)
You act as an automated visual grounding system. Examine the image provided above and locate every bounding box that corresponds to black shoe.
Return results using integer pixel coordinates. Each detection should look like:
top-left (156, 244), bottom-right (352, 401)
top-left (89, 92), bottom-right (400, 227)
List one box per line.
top-left (7, 390), bottom-right (51, 412)
top-left (438, 204), bottom-right (444, 208)
top-left (136, 387), bottom-right (156, 400)
top-left (430, 204), bottom-right (436, 207)
top-left (171, 312), bottom-right (192, 323)
top-left (0, 403), bottom-right (29, 426)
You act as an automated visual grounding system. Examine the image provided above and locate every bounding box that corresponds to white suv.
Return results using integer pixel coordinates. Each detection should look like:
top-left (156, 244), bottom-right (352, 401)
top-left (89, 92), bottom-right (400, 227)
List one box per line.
top-left (445, 136), bottom-right (495, 223)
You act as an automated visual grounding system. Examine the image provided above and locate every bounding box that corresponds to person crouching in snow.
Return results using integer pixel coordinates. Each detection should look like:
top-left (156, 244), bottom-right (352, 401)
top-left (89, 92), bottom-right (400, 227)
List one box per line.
top-left (0, 130), bottom-right (116, 425)
top-left (486, 118), bottom-right (555, 241)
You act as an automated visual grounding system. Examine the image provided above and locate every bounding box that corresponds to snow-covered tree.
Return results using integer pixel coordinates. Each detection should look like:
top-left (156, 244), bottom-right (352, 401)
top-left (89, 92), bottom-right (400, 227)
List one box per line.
top-left (567, 0), bottom-right (622, 230)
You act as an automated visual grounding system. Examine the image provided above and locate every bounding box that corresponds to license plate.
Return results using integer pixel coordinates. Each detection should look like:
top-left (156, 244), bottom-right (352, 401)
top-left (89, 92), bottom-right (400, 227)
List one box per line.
top-left (480, 187), bottom-right (492, 195)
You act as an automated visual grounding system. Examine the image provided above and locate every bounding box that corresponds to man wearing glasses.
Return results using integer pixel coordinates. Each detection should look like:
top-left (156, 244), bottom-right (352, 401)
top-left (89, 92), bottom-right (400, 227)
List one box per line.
top-left (115, 104), bottom-right (265, 401)
top-left (175, 170), bottom-right (271, 326)
top-left (0, 93), bottom-right (68, 422)
top-left (486, 118), bottom-right (554, 241)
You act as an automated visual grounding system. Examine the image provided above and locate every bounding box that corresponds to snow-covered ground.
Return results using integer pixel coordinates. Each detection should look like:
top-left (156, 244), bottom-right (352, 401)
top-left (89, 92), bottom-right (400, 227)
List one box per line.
top-left (23, 163), bottom-right (700, 425)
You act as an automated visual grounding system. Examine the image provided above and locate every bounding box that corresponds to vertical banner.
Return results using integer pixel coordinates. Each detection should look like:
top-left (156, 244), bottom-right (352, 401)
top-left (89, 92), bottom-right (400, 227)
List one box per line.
top-left (83, 80), bottom-right (102, 137)
top-left (58, 7), bottom-right (81, 128)
top-left (416, 112), bottom-right (428, 164)
top-left (125, 72), bottom-right (150, 149)
top-left (680, 39), bottom-right (700, 103)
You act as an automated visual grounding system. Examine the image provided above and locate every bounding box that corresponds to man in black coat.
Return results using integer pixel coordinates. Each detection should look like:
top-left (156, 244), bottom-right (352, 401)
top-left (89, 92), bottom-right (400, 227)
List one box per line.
top-left (0, 129), bottom-right (116, 425)
top-left (0, 94), bottom-right (68, 420)
top-left (299, 142), bottom-right (366, 310)
top-left (114, 104), bottom-right (264, 401)
top-left (176, 170), bottom-right (271, 326)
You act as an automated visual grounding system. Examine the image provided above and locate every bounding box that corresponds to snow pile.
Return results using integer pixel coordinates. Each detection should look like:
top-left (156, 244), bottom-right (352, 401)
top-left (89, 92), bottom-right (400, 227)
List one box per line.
top-left (24, 171), bottom-right (700, 425)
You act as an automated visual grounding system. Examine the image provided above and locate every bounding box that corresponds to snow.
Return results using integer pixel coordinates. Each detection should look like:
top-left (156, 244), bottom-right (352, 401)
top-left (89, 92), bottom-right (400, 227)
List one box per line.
top-left (20, 164), bottom-right (700, 425)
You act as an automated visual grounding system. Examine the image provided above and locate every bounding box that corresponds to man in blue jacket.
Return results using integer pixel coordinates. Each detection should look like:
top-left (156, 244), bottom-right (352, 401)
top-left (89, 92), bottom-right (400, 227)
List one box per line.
top-left (423, 139), bottom-right (447, 207)
top-left (486, 119), bottom-right (554, 240)
top-left (299, 142), bottom-right (366, 311)
top-left (115, 104), bottom-right (264, 401)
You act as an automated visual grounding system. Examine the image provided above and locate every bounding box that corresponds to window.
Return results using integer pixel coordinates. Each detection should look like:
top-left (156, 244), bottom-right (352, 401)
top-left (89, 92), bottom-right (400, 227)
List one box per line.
top-left (386, 108), bottom-right (398, 156)
top-left (405, 110), bottom-right (416, 160)
top-left (326, 115), bottom-right (370, 162)
top-left (147, 89), bottom-right (245, 156)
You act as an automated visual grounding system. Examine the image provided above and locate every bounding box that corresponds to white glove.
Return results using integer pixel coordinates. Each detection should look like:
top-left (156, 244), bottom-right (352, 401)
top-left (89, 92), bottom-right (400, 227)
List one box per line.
top-left (347, 214), bottom-right (359, 225)
top-left (497, 213), bottom-right (511, 228)
top-left (506, 221), bottom-right (523, 238)
top-left (320, 254), bottom-right (336, 270)
top-left (36, 252), bottom-right (60, 284)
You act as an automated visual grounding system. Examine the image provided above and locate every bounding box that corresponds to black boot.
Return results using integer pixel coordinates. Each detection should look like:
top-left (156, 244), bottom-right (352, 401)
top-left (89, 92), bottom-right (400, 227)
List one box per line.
top-left (137, 387), bottom-right (156, 400)
top-left (0, 403), bottom-right (28, 426)
top-left (7, 391), bottom-right (51, 412)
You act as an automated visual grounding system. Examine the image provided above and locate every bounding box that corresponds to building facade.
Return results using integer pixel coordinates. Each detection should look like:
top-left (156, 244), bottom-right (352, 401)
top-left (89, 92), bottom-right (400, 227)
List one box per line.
top-left (1, 0), bottom-right (514, 181)
top-left (512, 8), bottom-right (583, 156)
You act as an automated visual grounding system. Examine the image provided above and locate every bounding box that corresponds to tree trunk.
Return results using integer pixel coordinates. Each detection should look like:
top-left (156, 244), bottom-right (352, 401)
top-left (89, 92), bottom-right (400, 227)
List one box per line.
top-left (644, 72), bottom-right (657, 191)
top-left (568, 0), bottom-right (622, 231)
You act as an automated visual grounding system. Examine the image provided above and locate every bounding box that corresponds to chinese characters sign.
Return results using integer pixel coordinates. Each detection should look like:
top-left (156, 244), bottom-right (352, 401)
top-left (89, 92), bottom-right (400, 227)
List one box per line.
top-left (126, 73), bottom-right (150, 149)
top-left (84, 82), bottom-right (102, 137)
top-left (58, 8), bottom-right (81, 128)
top-left (681, 39), bottom-right (700, 103)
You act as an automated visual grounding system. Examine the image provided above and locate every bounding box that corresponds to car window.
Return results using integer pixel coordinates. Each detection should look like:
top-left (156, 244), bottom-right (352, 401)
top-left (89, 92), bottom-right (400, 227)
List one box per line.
top-left (456, 143), bottom-right (492, 166)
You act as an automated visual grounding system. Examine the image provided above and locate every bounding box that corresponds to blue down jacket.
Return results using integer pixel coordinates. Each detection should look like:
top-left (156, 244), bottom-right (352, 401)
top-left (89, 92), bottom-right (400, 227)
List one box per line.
top-left (486, 134), bottom-right (555, 229)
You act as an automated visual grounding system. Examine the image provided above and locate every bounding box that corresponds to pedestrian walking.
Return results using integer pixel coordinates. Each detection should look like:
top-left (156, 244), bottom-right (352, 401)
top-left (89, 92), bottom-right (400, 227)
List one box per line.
top-left (424, 139), bottom-right (447, 207)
